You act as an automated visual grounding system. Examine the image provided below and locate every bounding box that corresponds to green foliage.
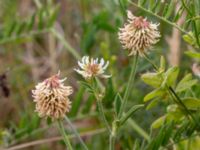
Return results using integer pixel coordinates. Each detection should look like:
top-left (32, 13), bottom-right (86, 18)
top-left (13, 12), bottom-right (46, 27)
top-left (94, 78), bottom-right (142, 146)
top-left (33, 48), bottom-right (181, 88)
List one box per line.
top-left (142, 56), bottom-right (199, 132)
top-left (0, 4), bottom-right (59, 44)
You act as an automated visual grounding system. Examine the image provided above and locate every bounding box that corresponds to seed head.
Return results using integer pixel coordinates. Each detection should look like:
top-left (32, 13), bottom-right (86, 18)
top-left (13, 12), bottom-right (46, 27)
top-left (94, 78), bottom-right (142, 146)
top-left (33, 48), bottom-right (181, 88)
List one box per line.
top-left (118, 11), bottom-right (161, 56)
top-left (32, 72), bottom-right (73, 120)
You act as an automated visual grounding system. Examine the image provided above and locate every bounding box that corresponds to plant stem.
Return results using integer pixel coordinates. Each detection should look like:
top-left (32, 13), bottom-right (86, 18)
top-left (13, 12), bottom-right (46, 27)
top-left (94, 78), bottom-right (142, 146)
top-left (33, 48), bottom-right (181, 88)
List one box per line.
top-left (96, 97), bottom-right (112, 133)
top-left (109, 133), bottom-right (115, 150)
top-left (118, 53), bottom-right (139, 118)
top-left (57, 120), bottom-right (73, 150)
top-left (120, 104), bottom-right (144, 125)
top-left (109, 121), bottom-right (117, 150)
top-left (64, 116), bottom-right (88, 150)
top-left (92, 78), bottom-right (111, 133)
top-left (168, 86), bottom-right (197, 124)
top-left (109, 53), bottom-right (139, 149)
top-left (143, 53), bottom-right (158, 71)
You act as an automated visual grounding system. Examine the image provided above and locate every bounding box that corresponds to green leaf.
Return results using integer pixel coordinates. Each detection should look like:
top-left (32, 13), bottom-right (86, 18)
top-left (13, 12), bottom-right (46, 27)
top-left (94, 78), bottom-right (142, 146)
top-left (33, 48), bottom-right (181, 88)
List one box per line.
top-left (138, 0), bottom-right (147, 6)
top-left (151, 0), bottom-right (160, 12)
top-left (164, 0), bottom-right (174, 19)
top-left (47, 5), bottom-right (59, 27)
top-left (163, 67), bottom-right (179, 87)
top-left (146, 99), bottom-right (159, 110)
top-left (16, 22), bottom-right (26, 35)
top-left (182, 98), bottom-right (200, 110)
top-left (141, 72), bottom-right (162, 88)
top-left (120, 104), bottom-right (144, 125)
top-left (183, 33), bottom-right (196, 46)
top-left (178, 73), bottom-right (193, 83)
top-left (79, 81), bottom-right (93, 91)
top-left (144, 88), bottom-right (164, 102)
top-left (167, 104), bottom-right (179, 113)
top-left (161, 122), bottom-right (174, 146)
top-left (176, 74), bottom-right (197, 93)
top-left (173, 5), bottom-right (184, 22)
top-left (148, 0), bottom-right (155, 10)
top-left (4, 21), bottom-right (16, 37)
top-left (166, 105), bottom-right (183, 120)
top-left (184, 51), bottom-right (200, 59)
top-left (27, 13), bottom-right (36, 30)
top-left (162, 4), bottom-right (169, 17)
top-left (155, 0), bottom-right (162, 13)
top-left (103, 78), bottom-right (115, 107)
top-left (159, 56), bottom-right (166, 72)
top-left (38, 8), bottom-right (47, 29)
top-left (114, 93), bottom-right (122, 117)
top-left (151, 116), bottom-right (166, 129)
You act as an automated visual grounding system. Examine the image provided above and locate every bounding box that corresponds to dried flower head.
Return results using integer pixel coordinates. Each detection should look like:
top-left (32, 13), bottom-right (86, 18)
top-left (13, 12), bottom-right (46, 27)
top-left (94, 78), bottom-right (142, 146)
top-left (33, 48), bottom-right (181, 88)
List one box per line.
top-left (192, 63), bottom-right (200, 77)
top-left (118, 11), bottom-right (160, 56)
top-left (32, 72), bottom-right (73, 120)
top-left (74, 56), bottom-right (110, 79)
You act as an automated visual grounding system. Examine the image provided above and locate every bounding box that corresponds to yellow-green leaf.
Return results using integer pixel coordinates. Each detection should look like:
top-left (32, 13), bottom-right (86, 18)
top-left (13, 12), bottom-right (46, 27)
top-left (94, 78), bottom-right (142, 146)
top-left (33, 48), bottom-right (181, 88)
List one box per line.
top-left (144, 88), bottom-right (164, 102)
top-left (182, 98), bottom-right (200, 110)
top-left (141, 73), bottom-right (162, 88)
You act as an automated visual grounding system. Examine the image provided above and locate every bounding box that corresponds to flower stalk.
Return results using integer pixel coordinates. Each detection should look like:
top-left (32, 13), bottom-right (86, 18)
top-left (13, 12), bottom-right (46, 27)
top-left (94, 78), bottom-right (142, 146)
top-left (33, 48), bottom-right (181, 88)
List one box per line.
top-left (109, 53), bottom-right (139, 150)
top-left (57, 120), bottom-right (73, 150)
top-left (93, 80), bottom-right (112, 133)
top-left (109, 121), bottom-right (117, 150)
top-left (118, 52), bottom-right (139, 118)
top-left (64, 116), bottom-right (88, 150)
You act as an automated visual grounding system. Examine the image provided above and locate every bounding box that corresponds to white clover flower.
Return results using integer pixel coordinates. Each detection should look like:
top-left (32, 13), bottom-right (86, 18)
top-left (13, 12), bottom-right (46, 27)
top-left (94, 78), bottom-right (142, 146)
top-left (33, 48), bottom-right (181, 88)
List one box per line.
top-left (32, 72), bottom-right (73, 120)
top-left (118, 10), bottom-right (161, 56)
top-left (74, 56), bottom-right (110, 79)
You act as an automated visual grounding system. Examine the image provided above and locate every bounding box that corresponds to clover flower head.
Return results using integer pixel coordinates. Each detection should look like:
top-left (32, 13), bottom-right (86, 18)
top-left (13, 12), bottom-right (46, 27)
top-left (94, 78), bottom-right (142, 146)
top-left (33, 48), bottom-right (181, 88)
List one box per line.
top-left (118, 10), bottom-right (161, 56)
top-left (74, 56), bottom-right (110, 79)
top-left (32, 72), bottom-right (73, 120)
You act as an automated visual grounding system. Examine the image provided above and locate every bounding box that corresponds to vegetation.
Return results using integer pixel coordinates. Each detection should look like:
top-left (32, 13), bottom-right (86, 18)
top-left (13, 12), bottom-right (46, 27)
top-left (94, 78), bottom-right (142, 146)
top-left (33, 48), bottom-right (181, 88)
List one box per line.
top-left (1, 0), bottom-right (200, 150)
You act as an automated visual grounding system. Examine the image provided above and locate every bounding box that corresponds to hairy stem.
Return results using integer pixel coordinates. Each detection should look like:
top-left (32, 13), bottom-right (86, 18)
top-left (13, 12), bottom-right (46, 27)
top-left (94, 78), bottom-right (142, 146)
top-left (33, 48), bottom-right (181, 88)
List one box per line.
top-left (168, 86), bottom-right (197, 123)
top-left (64, 116), bottom-right (88, 150)
top-left (96, 97), bottom-right (112, 133)
top-left (118, 52), bottom-right (139, 118)
top-left (57, 120), bottom-right (73, 150)
top-left (109, 121), bottom-right (117, 150)
top-left (109, 133), bottom-right (115, 150)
